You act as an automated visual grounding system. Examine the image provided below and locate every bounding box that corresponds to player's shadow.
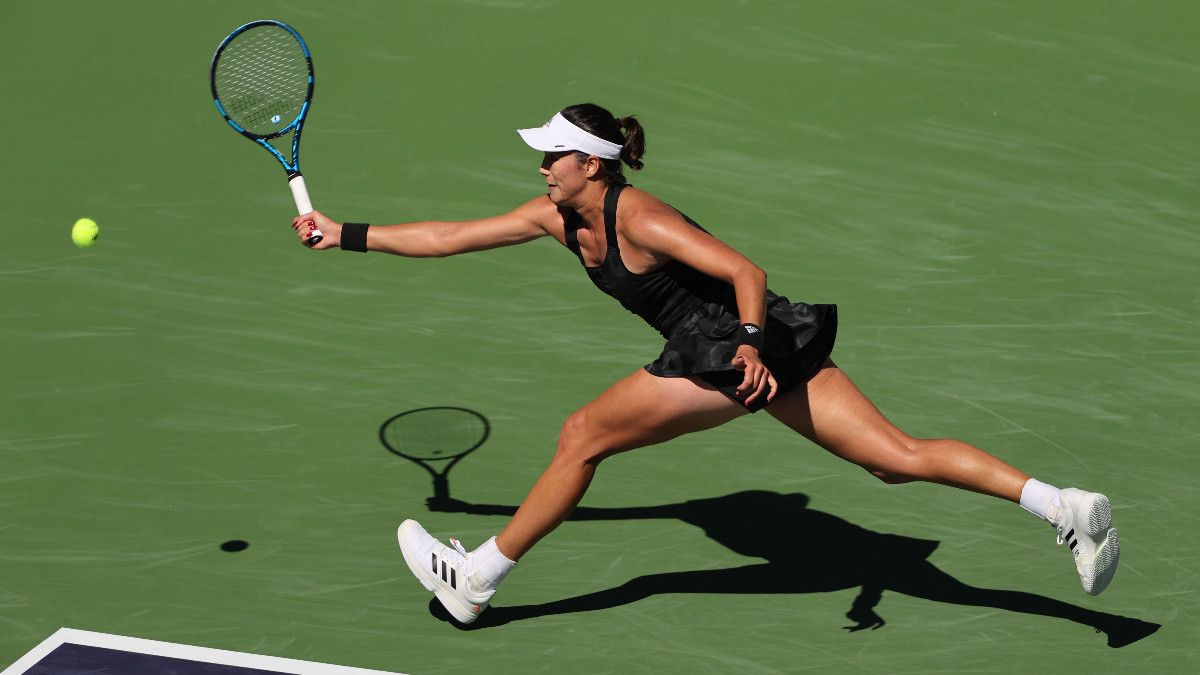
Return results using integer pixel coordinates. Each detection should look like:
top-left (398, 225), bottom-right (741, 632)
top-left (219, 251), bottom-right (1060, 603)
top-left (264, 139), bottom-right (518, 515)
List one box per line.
top-left (426, 491), bottom-right (1158, 647)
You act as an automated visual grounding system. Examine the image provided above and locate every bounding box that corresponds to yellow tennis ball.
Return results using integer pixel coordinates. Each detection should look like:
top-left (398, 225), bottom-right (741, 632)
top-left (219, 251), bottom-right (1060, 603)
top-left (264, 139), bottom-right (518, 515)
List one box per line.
top-left (72, 217), bottom-right (99, 248)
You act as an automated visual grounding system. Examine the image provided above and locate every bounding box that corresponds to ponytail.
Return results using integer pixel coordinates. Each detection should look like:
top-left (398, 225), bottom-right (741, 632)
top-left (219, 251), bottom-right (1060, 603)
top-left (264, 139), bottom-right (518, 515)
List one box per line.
top-left (560, 103), bottom-right (646, 183)
top-left (617, 116), bottom-right (645, 171)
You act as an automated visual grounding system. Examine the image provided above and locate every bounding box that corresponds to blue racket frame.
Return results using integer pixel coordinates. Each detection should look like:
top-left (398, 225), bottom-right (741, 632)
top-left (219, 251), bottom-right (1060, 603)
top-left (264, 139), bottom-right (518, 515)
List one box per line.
top-left (210, 19), bottom-right (314, 179)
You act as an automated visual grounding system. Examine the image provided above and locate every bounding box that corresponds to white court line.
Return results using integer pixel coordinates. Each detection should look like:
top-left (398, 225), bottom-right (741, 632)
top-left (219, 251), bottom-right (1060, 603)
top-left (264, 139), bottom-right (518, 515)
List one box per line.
top-left (1, 628), bottom-right (405, 675)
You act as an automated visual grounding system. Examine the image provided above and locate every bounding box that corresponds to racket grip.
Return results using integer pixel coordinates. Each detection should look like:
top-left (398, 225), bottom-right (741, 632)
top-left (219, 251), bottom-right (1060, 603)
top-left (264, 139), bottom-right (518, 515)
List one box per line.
top-left (288, 173), bottom-right (324, 246)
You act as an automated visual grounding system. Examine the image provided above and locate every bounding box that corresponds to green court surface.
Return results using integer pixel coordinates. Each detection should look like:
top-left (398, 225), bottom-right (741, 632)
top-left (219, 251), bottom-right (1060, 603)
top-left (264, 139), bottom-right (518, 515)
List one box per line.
top-left (3, 0), bottom-right (1198, 672)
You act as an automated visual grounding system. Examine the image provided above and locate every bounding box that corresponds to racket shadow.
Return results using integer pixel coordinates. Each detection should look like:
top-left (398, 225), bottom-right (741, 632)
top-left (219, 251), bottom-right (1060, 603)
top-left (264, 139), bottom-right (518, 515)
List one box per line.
top-left (379, 407), bottom-right (490, 504)
top-left (426, 492), bottom-right (1159, 648)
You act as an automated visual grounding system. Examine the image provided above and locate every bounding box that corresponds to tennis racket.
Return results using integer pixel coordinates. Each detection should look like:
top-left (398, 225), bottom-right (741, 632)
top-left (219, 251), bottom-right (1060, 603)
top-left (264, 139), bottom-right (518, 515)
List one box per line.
top-left (380, 407), bottom-right (491, 504)
top-left (210, 19), bottom-right (323, 246)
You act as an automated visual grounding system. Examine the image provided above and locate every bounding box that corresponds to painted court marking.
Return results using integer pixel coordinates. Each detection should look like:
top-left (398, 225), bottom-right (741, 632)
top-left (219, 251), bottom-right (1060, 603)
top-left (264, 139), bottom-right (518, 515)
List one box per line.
top-left (2, 628), bottom-right (404, 675)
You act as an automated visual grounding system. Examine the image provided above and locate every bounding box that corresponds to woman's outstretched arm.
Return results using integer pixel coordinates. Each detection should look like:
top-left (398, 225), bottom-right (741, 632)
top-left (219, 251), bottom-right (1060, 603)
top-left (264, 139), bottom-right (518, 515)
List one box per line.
top-left (290, 195), bottom-right (555, 256)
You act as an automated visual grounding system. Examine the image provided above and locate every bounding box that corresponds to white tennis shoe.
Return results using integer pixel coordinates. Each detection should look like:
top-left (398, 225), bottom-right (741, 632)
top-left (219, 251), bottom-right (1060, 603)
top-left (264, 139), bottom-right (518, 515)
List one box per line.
top-left (1047, 488), bottom-right (1120, 596)
top-left (397, 519), bottom-right (496, 624)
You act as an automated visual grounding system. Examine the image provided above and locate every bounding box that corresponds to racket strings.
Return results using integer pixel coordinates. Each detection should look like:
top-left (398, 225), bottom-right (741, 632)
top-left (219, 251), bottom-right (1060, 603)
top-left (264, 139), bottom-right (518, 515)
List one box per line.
top-left (215, 26), bottom-right (310, 136)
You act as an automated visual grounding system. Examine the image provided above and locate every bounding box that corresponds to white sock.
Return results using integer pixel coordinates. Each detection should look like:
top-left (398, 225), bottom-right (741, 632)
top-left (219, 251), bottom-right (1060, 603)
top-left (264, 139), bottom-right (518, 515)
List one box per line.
top-left (1019, 478), bottom-right (1062, 522)
top-left (470, 536), bottom-right (516, 588)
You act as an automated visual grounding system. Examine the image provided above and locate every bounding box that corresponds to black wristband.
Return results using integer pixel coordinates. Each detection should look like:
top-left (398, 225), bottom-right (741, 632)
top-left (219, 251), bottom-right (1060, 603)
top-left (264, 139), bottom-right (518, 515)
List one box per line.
top-left (340, 222), bottom-right (369, 252)
top-left (737, 323), bottom-right (764, 351)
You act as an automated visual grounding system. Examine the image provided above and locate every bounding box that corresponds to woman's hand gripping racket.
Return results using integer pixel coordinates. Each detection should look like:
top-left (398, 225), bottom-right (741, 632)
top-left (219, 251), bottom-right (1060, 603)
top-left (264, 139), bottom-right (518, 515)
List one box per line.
top-left (211, 19), bottom-right (323, 246)
top-left (380, 407), bottom-right (491, 506)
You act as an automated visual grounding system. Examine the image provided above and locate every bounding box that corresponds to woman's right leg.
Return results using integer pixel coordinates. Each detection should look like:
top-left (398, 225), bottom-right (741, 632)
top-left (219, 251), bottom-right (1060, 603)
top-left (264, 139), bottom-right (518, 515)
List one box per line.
top-left (496, 368), bottom-right (748, 560)
top-left (397, 368), bottom-right (747, 624)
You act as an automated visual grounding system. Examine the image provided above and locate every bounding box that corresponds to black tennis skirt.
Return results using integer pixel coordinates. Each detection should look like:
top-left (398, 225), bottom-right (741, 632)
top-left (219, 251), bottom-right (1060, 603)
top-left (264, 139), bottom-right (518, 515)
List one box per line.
top-left (644, 296), bottom-right (837, 413)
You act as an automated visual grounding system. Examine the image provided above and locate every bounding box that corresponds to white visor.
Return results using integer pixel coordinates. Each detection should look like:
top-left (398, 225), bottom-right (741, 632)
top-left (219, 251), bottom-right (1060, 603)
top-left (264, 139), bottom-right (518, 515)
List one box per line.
top-left (517, 112), bottom-right (623, 160)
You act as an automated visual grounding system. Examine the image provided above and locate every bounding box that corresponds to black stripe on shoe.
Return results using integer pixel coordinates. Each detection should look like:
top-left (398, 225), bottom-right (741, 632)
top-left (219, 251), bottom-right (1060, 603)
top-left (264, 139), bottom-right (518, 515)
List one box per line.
top-left (431, 553), bottom-right (437, 574)
top-left (451, 568), bottom-right (457, 589)
top-left (441, 560), bottom-right (448, 582)
top-left (1066, 528), bottom-right (1075, 542)
top-left (1069, 539), bottom-right (1078, 551)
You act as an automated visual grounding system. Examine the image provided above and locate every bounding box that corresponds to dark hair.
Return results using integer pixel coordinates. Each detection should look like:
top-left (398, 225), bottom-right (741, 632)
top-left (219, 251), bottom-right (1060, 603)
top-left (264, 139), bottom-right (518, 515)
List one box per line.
top-left (560, 103), bottom-right (645, 183)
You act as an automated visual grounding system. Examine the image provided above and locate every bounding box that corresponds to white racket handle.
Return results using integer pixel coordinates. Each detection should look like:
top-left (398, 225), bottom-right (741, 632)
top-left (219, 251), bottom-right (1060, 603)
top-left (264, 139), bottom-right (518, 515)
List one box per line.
top-left (288, 173), bottom-right (324, 246)
top-left (289, 173), bottom-right (314, 214)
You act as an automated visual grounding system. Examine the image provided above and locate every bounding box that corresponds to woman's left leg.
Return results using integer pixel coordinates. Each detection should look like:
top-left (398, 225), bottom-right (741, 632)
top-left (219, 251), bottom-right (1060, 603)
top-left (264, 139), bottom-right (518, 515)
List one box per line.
top-left (765, 359), bottom-right (1028, 500)
top-left (765, 359), bottom-right (1120, 596)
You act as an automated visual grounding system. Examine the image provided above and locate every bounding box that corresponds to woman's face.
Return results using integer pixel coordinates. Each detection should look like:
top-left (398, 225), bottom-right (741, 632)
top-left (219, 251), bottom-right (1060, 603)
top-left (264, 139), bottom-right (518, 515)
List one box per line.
top-left (540, 151), bottom-right (594, 205)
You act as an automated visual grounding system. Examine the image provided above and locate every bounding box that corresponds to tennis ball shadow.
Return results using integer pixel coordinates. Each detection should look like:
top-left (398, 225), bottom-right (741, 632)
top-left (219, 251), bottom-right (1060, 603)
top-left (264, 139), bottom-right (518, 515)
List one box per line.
top-left (425, 491), bottom-right (1160, 647)
top-left (220, 540), bottom-right (249, 552)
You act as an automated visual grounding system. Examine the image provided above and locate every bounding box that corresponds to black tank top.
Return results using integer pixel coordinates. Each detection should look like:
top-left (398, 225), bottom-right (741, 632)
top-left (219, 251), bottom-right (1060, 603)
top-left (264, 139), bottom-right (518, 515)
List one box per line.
top-left (563, 183), bottom-right (736, 339)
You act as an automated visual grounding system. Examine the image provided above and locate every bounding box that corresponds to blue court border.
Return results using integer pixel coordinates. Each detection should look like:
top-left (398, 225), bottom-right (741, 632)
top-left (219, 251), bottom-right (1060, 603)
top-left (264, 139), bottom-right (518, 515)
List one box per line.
top-left (2, 628), bottom-right (403, 675)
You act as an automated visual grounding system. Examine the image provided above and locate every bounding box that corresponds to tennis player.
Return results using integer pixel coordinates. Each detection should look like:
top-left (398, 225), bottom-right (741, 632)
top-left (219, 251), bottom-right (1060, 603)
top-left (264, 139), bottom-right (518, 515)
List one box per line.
top-left (291, 104), bottom-right (1120, 624)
